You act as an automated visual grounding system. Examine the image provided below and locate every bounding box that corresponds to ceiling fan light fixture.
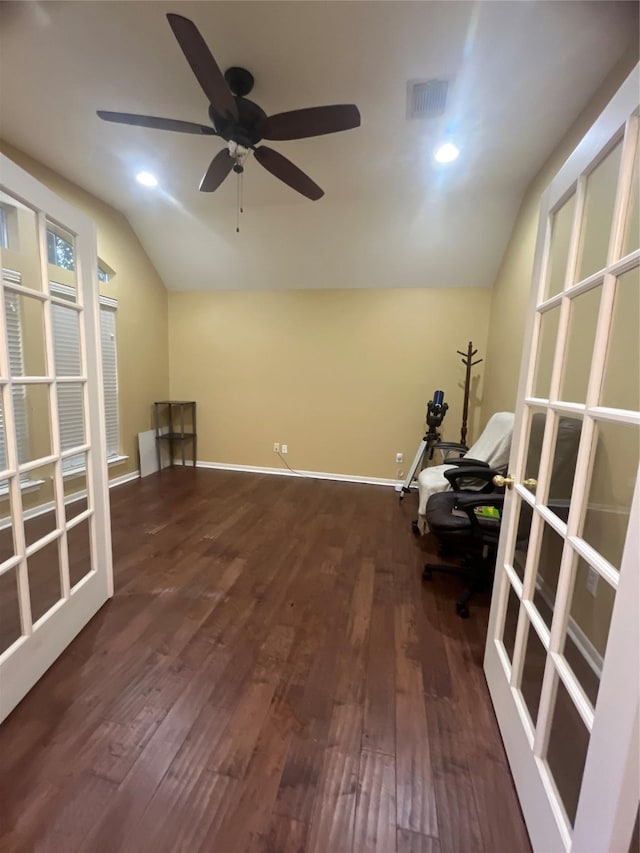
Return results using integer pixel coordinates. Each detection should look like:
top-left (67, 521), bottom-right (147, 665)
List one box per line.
top-left (434, 142), bottom-right (460, 164)
top-left (136, 171), bottom-right (158, 187)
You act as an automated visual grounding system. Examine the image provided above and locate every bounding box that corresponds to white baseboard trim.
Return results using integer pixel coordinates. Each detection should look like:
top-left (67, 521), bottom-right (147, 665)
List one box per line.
top-left (0, 469), bottom-right (140, 532)
top-left (193, 460), bottom-right (400, 489)
top-left (536, 575), bottom-right (603, 679)
top-left (108, 469), bottom-right (140, 489)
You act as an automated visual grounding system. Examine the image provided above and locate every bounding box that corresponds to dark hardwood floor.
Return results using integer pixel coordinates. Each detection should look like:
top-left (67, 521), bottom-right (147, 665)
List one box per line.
top-left (0, 468), bottom-right (530, 853)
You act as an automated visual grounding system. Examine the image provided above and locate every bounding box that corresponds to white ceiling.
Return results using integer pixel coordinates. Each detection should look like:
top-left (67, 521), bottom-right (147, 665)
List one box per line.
top-left (0, 1), bottom-right (637, 291)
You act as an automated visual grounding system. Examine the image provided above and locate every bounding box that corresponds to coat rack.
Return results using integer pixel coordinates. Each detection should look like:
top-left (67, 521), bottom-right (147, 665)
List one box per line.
top-left (457, 341), bottom-right (483, 447)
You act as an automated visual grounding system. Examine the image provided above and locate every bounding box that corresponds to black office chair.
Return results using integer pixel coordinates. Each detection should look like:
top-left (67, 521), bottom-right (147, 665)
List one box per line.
top-left (422, 415), bottom-right (582, 618)
top-left (423, 467), bottom-right (505, 617)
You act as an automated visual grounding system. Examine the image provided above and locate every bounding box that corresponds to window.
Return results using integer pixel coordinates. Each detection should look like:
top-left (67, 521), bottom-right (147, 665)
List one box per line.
top-left (97, 265), bottom-right (110, 283)
top-left (50, 284), bottom-right (120, 472)
top-left (47, 228), bottom-right (75, 271)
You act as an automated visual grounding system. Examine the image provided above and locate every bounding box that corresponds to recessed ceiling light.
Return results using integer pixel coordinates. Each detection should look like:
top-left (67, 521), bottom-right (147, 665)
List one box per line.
top-left (136, 171), bottom-right (158, 187)
top-left (434, 142), bottom-right (460, 164)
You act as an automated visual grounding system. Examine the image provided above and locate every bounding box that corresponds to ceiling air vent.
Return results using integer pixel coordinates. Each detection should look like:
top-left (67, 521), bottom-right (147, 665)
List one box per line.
top-left (407, 78), bottom-right (450, 120)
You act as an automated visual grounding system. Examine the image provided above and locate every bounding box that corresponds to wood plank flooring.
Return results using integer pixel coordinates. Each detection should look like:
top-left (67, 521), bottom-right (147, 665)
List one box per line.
top-left (0, 468), bottom-right (531, 853)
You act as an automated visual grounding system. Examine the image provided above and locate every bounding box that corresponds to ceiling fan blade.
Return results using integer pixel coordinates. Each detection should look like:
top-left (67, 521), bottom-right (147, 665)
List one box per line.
top-left (166, 13), bottom-right (238, 122)
top-left (199, 149), bottom-right (234, 192)
top-left (261, 104), bottom-right (361, 141)
top-left (254, 146), bottom-right (323, 200)
top-left (97, 111), bottom-right (217, 136)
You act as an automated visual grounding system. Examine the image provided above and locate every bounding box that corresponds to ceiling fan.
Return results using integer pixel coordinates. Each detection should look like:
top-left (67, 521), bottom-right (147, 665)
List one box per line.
top-left (97, 13), bottom-right (361, 203)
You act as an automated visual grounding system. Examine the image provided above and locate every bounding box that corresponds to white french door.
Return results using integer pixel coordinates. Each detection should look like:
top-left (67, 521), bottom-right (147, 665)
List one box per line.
top-left (484, 65), bottom-right (640, 852)
top-left (0, 155), bottom-right (113, 721)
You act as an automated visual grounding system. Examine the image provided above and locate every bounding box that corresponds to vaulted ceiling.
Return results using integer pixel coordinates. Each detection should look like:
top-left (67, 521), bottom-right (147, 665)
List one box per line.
top-left (0, 1), bottom-right (637, 290)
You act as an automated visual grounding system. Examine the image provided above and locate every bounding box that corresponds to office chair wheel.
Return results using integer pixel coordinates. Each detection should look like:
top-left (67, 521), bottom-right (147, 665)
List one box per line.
top-left (422, 566), bottom-right (432, 581)
top-left (456, 601), bottom-right (470, 619)
top-left (411, 520), bottom-right (420, 535)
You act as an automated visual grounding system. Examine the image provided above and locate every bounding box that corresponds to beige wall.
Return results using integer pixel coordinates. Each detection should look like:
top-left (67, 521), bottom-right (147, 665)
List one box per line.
top-left (481, 50), bottom-right (639, 419)
top-left (1, 139), bottom-right (170, 483)
top-left (169, 287), bottom-right (491, 479)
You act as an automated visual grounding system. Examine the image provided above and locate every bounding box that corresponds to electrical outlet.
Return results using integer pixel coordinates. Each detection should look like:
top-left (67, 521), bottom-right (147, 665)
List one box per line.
top-left (281, 444), bottom-right (288, 454)
top-left (273, 442), bottom-right (279, 453)
top-left (586, 567), bottom-right (599, 597)
top-left (395, 452), bottom-right (404, 464)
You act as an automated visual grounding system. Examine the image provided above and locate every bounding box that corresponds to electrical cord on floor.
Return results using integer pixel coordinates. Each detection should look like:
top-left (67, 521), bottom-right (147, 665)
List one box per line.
top-left (276, 451), bottom-right (313, 480)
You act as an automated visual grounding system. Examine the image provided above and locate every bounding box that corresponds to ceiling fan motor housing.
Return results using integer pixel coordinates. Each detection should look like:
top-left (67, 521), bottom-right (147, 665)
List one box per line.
top-left (208, 93), bottom-right (266, 148)
top-left (224, 67), bottom-right (254, 97)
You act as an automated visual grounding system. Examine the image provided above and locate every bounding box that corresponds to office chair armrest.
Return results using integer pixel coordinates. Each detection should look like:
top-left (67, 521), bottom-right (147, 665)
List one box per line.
top-left (444, 466), bottom-right (500, 492)
top-left (444, 457), bottom-right (490, 468)
top-left (435, 441), bottom-right (469, 460)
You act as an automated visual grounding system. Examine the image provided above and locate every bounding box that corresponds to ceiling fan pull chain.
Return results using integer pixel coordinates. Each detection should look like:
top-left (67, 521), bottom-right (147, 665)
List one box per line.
top-left (236, 171), bottom-right (240, 233)
top-left (240, 170), bottom-right (244, 214)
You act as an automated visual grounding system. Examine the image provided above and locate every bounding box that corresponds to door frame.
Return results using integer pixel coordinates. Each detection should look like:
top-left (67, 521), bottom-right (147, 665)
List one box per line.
top-left (0, 154), bottom-right (113, 720)
top-left (483, 65), bottom-right (639, 852)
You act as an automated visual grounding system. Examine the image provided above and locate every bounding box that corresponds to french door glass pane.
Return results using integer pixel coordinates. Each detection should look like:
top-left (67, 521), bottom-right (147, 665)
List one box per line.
top-left (524, 408), bottom-right (547, 495)
top-left (546, 193), bottom-right (576, 299)
top-left (65, 495), bottom-right (88, 522)
top-left (582, 420), bottom-right (639, 568)
top-left (0, 566), bottom-right (22, 653)
top-left (67, 518), bottom-right (93, 587)
top-left (600, 267), bottom-right (640, 411)
top-left (622, 124), bottom-right (639, 256)
top-left (22, 461), bottom-right (56, 547)
top-left (546, 677), bottom-right (590, 826)
top-left (63, 451), bottom-right (89, 521)
top-left (513, 499), bottom-right (534, 581)
top-left (560, 286), bottom-right (600, 403)
top-left (502, 580), bottom-right (521, 663)
top-left (26, 537), bottom-right (62, 623)
top-left (520, 619), bottom-right (547, 726)
top-left (562, 556), bottom-right (614, 707)
top-left (0, 193), bottom-right (43, 292)
top-left (15, 383), bottom-right (51, 464)
top-left (577, 141), bottom-right (623, 281)
top-left (532, 522), bottom-right (564, 629)
top-left (46, 221), bottom-right (78, 298)
top-left (57, 383), bottom-right (85, 455)
top-left (0, 395), bottom-right (6, 471)
top-left (547, 415), bottom-right (583, 517)
top-left (533, 308), bottom-right (561, 398)
top-left (4, 292), bottom-right (47, 377)
top-left (0, 480), bottom-right (14, 564)
top-left (52, 303), bottom-right (81, 376)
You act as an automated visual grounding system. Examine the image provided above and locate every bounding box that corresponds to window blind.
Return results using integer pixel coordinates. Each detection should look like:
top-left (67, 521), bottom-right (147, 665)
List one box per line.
top-left (100, 306), bottom-right (119, 459)
top-left (0, 289), bottom-right (29, 472)
top-left (51, 301), bottom-right (84, 470)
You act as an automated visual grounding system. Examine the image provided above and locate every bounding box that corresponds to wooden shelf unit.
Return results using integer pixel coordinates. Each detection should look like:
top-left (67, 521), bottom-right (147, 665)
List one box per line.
top-left (153, 400), bottom-right (197, 469)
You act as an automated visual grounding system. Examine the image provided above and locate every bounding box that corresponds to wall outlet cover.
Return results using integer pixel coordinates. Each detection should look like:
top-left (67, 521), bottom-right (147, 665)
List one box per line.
top-left (281, 444), bottom-right (288, 454)
top-left (273, 442), bottom-right (279, 453)
top-left (396, 452), bottom-right (404, 463)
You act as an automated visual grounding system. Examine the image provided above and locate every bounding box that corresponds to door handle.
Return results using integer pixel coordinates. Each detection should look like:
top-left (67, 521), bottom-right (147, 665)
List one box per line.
top-left (492, 474), bottom-right (538, 489)
top-left (493, 474), bottom-right (515, 488)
